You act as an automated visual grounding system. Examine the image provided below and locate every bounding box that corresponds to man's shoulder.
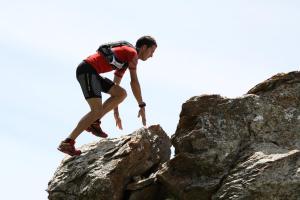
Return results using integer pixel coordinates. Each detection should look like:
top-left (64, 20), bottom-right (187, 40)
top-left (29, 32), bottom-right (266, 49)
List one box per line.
top-left (114, 45), bottom-right (137, 58)
top-left (120, 45), bottom-right (137, 53)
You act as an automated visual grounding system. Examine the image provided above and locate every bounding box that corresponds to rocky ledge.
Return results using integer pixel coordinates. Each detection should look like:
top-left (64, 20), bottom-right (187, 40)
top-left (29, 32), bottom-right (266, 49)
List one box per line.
top-left (48, 71), bottom-right (300, 200)
top-left (47, 125), bottom-right (171, 200)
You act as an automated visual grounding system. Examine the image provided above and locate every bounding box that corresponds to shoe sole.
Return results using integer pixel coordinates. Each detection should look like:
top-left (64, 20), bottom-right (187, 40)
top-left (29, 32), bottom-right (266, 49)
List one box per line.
top-left (57, 147), bottom-right (81, 156)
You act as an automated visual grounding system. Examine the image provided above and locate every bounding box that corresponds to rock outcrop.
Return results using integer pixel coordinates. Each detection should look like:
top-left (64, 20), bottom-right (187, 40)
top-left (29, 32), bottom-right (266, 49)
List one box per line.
top-left (48, 71), bottom-right (300, 200)
top-left (47, 125), bottom-right (171, 200)
top-left (158, 71), bottom-right (300, 199)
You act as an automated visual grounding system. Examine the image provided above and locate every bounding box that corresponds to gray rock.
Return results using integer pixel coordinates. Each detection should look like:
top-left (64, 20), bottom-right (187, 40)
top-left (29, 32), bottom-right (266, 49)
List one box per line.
top-left (213, 143), bottom-right (300, 200)
top-left (48, 71), bottom-right (300, 200)
top-left (158, 71), bottom-right (300, 199)
top-left (127, 173), bottom-right (157, 191)
top-left (47, 125), bottom-right (171, 200)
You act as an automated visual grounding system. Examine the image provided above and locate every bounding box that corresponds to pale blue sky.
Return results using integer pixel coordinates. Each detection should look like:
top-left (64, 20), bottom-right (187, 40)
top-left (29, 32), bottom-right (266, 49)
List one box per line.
top-left (1, 1), bottom-right (299, 199)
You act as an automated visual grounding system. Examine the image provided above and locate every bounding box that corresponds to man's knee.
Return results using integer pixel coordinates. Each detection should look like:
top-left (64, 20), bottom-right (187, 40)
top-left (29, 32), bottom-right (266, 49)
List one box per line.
top-left (119, 88), bottom-right (127, 100)
top-left (109, 85), bottom-right (127, 100)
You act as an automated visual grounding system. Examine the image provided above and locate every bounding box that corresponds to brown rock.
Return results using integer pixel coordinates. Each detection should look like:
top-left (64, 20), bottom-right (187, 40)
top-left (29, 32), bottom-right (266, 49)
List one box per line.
top-left (158, 71), bottom-right (300, 199)
top-left (47, 125), bottom-right (171, 200)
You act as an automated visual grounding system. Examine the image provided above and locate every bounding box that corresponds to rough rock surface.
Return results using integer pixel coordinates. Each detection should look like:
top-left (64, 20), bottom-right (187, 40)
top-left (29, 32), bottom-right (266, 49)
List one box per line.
top-left (48, 72), bottom-right (300, 200)
top-left (47, 125), bottom-right (171, 200)
top-left (157, 71), bottom-right (300, 200)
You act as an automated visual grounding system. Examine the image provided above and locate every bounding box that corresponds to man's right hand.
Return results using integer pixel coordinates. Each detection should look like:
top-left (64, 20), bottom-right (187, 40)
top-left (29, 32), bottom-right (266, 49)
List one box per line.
top-left (114, 108), bottom-right (123, 130)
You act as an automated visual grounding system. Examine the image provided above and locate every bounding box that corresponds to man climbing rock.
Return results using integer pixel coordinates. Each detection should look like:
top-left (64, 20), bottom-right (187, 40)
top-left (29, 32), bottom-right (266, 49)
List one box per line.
top-left (58, 36), bottom-right (157, 156)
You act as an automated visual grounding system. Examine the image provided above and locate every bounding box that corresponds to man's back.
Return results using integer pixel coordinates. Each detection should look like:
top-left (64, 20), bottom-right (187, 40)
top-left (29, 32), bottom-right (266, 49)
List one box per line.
top-left (85, 45), bottom-right (137, 75)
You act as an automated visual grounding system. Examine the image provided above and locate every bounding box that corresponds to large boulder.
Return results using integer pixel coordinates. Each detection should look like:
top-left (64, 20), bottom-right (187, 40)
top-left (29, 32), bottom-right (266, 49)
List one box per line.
top-left (48, 72), bottom-right (300, 200)
top-left (157, 71), bottom-right (300, 199)
top-left (47, 125), bottom-right (171, 200)
top-left (214, 143), bottom-right (300, 200)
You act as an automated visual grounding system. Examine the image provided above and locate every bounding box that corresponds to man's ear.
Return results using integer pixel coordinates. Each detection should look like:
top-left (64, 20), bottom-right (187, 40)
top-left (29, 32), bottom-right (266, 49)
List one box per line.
top-left (140, 45), bottom-right (147, 51)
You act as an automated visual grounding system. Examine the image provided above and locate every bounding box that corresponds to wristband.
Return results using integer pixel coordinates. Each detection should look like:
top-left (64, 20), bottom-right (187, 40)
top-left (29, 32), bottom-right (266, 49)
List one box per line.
top-left (139, 102), bottom-right (146, 108)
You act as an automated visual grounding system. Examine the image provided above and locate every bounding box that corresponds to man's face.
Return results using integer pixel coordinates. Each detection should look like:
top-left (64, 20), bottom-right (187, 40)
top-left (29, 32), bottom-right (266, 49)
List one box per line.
top-left (140, 45), bottom-right (157, 61)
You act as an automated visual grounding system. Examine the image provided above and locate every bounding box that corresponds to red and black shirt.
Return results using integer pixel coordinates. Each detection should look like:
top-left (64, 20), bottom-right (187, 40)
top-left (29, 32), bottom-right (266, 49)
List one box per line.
top-left (84, 45), bottom-right (137, 78)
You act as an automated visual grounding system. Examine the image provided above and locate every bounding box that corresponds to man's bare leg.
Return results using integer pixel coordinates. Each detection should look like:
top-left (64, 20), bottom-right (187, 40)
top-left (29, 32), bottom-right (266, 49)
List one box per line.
top-left (67, 85), bottom-right (127, 140)
top-left (67, 98), bottom-right (103, 140)
top-left (98, 85), bottom-right (127, 119)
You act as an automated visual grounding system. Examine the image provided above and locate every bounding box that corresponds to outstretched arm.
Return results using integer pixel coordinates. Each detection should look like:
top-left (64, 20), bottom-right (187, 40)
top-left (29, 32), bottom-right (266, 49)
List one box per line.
top-left (128, 56), bottom-right (146, 126)
top-left (113, 75), bottom-right (123, 129)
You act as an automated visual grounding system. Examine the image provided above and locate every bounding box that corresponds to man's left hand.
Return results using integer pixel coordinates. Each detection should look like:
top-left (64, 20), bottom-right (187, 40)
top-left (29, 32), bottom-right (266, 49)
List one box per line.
top-left (138, 107), bottom-right (146, 126)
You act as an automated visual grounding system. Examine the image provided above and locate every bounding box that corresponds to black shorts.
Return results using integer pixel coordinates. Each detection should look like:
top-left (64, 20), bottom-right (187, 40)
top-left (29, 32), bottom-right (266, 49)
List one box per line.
top-left (76, 61), bottom-right (115, 99)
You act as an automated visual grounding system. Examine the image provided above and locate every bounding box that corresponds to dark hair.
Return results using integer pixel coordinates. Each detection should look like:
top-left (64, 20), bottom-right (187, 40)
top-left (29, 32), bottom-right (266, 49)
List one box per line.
top-left (135, 36), bottom-right (157, 50)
